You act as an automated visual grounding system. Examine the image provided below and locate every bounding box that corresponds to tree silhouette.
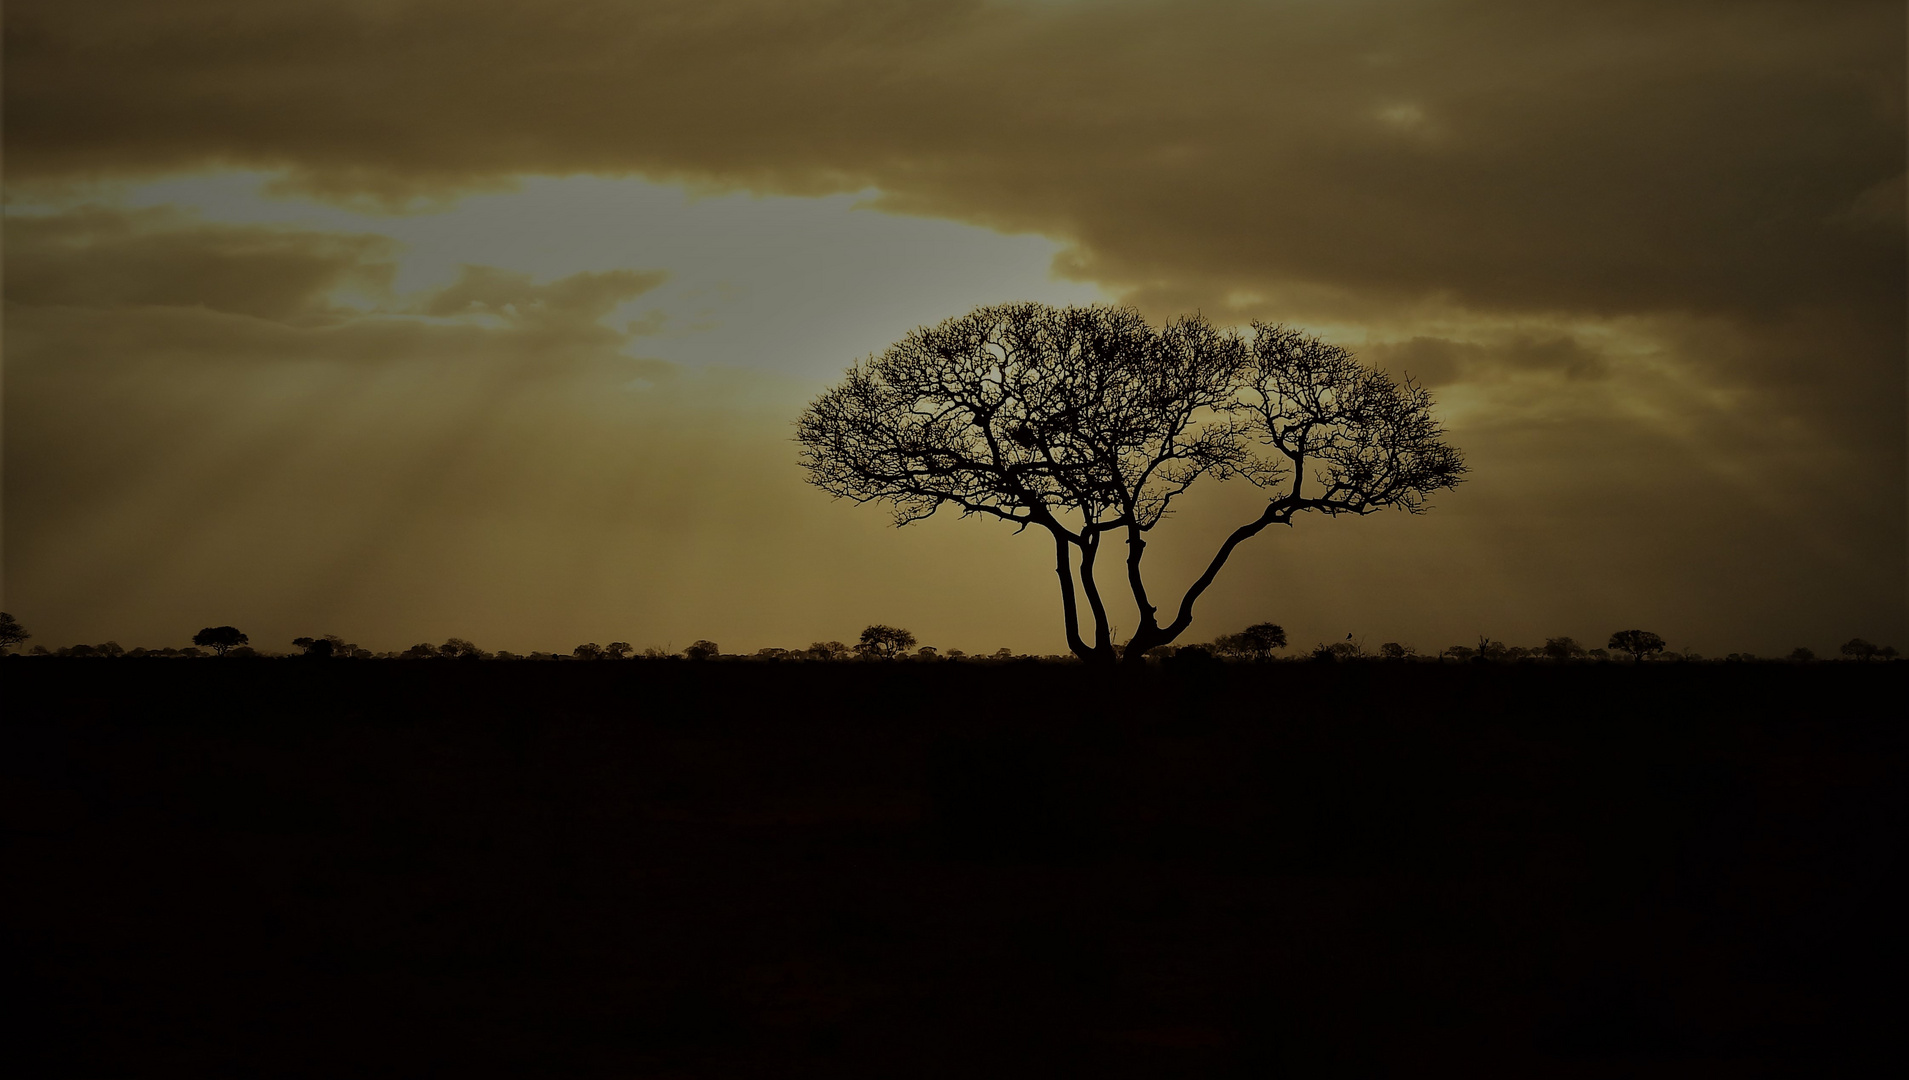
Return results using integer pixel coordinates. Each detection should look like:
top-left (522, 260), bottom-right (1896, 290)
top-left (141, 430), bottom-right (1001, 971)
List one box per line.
top-left (439, 638), bottom-right (487, 660)
top-left (193, 626), bottom-right (248, 656)
top-left (1212, 622), bottom-right (1287, 660)
top-left (605, 642), bottom-right (633, 660)
top-left (0, 612), bottom-right (30, 653)
top-left (807, 641), bottom-right (851, 661)
top-left (797, 303), bottom-right (1464, 665)
top-left (1542, 636), bottom-right (1586, 661)
top-left (292, 636), bottom-right (335, 659)
top-left (857, 625), bottom-right (917, 659)
top-left (1839, 638), bottom-right (1885, 661)
top-left (1607, 629), bottom-right (1665, 662)
top-left (685, 640), bottom-right (720, 661)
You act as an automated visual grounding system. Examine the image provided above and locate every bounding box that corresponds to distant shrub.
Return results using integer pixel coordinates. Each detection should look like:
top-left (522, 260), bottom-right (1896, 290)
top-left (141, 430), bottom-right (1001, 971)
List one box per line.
top-left (1379, 642), bottom-right (1415, 660)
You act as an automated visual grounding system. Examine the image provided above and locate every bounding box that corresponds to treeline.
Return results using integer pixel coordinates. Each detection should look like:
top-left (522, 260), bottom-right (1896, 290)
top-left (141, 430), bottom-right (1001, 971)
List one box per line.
top-left (1, 612), bottom-right (1898, 664)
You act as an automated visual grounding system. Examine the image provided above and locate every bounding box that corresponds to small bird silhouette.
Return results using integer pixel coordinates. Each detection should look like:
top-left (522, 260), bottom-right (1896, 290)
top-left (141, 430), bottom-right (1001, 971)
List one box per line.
top-left (1346, 632), bottom-right (1353, 639)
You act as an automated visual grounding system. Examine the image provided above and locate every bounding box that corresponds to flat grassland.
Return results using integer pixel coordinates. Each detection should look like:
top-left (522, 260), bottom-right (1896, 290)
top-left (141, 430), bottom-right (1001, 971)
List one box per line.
top-left (7, 660), bottom-right (1902, 1077)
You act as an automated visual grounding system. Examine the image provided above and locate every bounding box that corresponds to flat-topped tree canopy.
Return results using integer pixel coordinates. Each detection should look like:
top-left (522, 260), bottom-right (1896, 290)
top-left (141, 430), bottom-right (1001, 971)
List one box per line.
top-left (797, 302), bottom-right (1465, 665)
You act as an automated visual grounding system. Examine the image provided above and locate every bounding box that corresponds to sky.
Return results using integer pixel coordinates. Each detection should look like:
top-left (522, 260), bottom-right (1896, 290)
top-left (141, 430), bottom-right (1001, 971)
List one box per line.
top-left (4, 0), bottom-right (1904, 657)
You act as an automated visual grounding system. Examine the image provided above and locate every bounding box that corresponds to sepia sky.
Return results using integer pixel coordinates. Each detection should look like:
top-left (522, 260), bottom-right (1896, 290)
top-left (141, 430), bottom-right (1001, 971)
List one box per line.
top-left (4, 0), bottom-right (1904, 656)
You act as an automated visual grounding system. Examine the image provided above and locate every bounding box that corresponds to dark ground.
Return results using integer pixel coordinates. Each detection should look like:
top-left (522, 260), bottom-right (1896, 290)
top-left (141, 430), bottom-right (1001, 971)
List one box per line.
top-left (4, 659), bottom-right (1904, 1077)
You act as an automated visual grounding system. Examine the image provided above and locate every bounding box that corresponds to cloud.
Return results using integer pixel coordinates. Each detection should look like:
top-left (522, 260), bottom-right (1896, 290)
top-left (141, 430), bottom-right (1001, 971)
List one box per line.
top-left (7, 0), bottom-right (1900, 328)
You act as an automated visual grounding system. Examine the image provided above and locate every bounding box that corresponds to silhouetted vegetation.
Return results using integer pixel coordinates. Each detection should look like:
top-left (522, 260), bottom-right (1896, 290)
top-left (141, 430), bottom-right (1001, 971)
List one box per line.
top-left (1841, 638), bottom-right (1898, 661)
top-left (1608, 629), bottom-right (1667, 662)
top-left (5, 622), bottom-right (1901, 665)
top-left (0, 612), bottom-right (29, 653)
top-left (856, 624), bottom-right (918, 658)
top-left (1210, 622), bottom-right (1287, 660)
top-left (797, 304), bottom-right (1464, 666)
top-left (191, 625), bottom-right (248, 656)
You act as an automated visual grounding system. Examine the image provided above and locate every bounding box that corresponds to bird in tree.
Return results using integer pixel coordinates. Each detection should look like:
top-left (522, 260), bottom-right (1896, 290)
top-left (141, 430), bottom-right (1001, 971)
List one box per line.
top-left (1607, 629), bottom-right (1666, 662)
top-left (797, 303), bottom-right (1465, 665)
top-left (0, 612), bottom-right (30, 653)
top-left (856, 625), bottom-right (917, 659)
top-left (193, 626), bottom-right (249, 656)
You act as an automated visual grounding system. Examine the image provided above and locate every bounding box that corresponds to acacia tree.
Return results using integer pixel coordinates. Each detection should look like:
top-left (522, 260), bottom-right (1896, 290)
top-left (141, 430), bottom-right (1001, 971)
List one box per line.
top-left (797, 303), bottom-right (1465, 666)
top-left (1607, 629), bottom-right (1666, 662)
top-left (193, 625), bottom-right (248, 656)
top-left (857, 624), bottom-right (917, 658)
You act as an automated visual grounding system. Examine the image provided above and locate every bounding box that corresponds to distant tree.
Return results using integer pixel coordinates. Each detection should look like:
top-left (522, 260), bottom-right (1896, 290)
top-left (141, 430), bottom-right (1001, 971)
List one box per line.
top-left (1311, 640), bottom-right (1362, 662)
top-left (400, 643), bottom-right (438, 659)
top-left (642, 646), bottom-right (675, 659)
top-left (945, 649), bottom-right (967, 659)
top-left (992, 648), bottom-right (1016, 661)
top-left (1840, 638), bottom-right (1879, 661)
top-left (797, 304), bottom-right (1465, 666)
top-left (1213, 622), bottom-right (1288, 660)
top-left (93, 641), bottom-right (125, 658)
top-left (685, 640), bottom-right (720, 661)
top-left (916, 646), bottom-right (940, 660)
top-left (605, 642), bottom-right (633, 660)
top-left (1587, 648), bottom-right (1610, 660)
top-left (438, 638), bottom-right (487, 659)
top-left (0, 612), bottom-right (30, 653)
top-left (1786, 646), bottom-right (1814, 662)
top-left (806, 641), bottom-right (851, 661)
top-left (292, 636), bottom-right (336, 659)
top-left (1542, 636), bottom-right (1586, 661)
top-left (193, 626), bottom-right (249, 656)
top-left (1608, 629), bottom-right (1666, 662)
top-left (856, 625), bottom-right (917, 659)
top-left (1379, 641), bottom-right (1414, 660)
top-left (573, 642), bottom-right (605, 660)
top-left (1440, 644), bottom-right (1476, 662)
